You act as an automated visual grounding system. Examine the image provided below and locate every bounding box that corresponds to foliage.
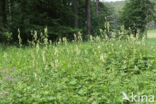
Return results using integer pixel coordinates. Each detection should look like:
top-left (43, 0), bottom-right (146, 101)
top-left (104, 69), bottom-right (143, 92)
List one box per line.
top-left (119, 0), bottom-right (156, 37)
top-left (0, 0), bottom-right (114, 43)
top-left (105, 1), bottom-right (125, 13)
top-left (91, 2), bottom-right (114, 37)
top-left (0, 33), bottom-right (156, 104)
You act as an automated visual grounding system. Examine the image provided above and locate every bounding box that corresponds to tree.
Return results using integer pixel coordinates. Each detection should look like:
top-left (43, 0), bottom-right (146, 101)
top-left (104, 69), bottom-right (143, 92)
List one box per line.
top-left (73, 0), bottom-right (79, 38)
top-left (96, 0), bottom-right (99, 16)
top-left (119, 0), bottom-right (155, 37)
top-left (1, 0), bottom-right (7, 27)
top-left (91, 1), bottom-right (114, 36)
top-left (86, 0), bottom-right (91, 36)
top-left (0, 0), bottom-right (113, 43)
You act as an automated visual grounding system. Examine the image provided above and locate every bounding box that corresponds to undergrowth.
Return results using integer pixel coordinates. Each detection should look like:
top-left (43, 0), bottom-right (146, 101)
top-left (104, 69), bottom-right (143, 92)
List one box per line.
top-left (0, 30), bottom-right (156, 104)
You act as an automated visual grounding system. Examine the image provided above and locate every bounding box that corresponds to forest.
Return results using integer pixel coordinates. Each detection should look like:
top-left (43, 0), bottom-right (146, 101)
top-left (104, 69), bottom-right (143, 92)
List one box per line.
top-left (0, 0), bottom-right (117, 43)
top-left (0, 0), bottom-right (155, 43)
top-left (0, 0), bottom-right (156, 104)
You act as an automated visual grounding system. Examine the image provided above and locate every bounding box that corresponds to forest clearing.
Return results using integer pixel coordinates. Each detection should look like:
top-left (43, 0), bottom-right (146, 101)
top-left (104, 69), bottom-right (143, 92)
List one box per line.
top-left (0, 0), bottom-right (156, 103)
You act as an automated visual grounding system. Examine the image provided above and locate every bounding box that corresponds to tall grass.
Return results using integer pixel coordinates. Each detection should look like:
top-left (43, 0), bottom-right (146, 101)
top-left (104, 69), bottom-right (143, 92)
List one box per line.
top-left (0, 30), bottom-right (156, 104)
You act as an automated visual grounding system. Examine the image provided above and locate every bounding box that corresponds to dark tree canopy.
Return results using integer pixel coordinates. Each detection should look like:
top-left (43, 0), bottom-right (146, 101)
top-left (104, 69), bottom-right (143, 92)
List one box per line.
top-left (0, 0), bottom-right (114, 43)
top-left (0, 0), bottom-right (155, 43)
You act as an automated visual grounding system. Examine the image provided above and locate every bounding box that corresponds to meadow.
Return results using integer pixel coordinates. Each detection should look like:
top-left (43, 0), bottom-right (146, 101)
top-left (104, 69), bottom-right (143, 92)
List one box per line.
top-left (148, 30), bottom-right (156, 38)
top-left (0, 31), bottom-right (156, 104)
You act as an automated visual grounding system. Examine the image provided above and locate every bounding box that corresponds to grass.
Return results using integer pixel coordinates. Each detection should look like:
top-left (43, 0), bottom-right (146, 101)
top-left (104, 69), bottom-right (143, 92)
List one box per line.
top-left (148, 29), bottom-right (156, 38)
top-left (0, 36), bottom-right (156, 104)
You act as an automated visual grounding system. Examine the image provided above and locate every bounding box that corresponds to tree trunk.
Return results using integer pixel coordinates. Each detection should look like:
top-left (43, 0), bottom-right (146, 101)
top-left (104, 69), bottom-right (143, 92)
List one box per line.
top-left (134, 28), bottom-right (137, 37)
top-left (96, 0), bottom-right (99, 17)
top-left (73, 0), bottom-right (78, 39)
top-left (8, 0), bottom-right (13, 22)
top-left (1, 0), bottom-right (7, 27)
top-left (86, 0), bottom-right (91, 36)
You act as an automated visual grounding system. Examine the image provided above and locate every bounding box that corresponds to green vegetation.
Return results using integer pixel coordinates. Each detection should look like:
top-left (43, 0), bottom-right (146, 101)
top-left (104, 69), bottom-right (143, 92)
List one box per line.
top-left (119, 0), bottom-right (155, 37)
top-left (0, 0), bottom-right (156, 103)
top-left (0, 34), bottom-right (156, 103)
top-left (0, 0), bottom-right (115, 42)
top-left (148, 29), bottom-right (156, 38)
top-left (105, 1), bottom-right (125, 13)
top-left (0, 0), bottom-right (155, 42)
